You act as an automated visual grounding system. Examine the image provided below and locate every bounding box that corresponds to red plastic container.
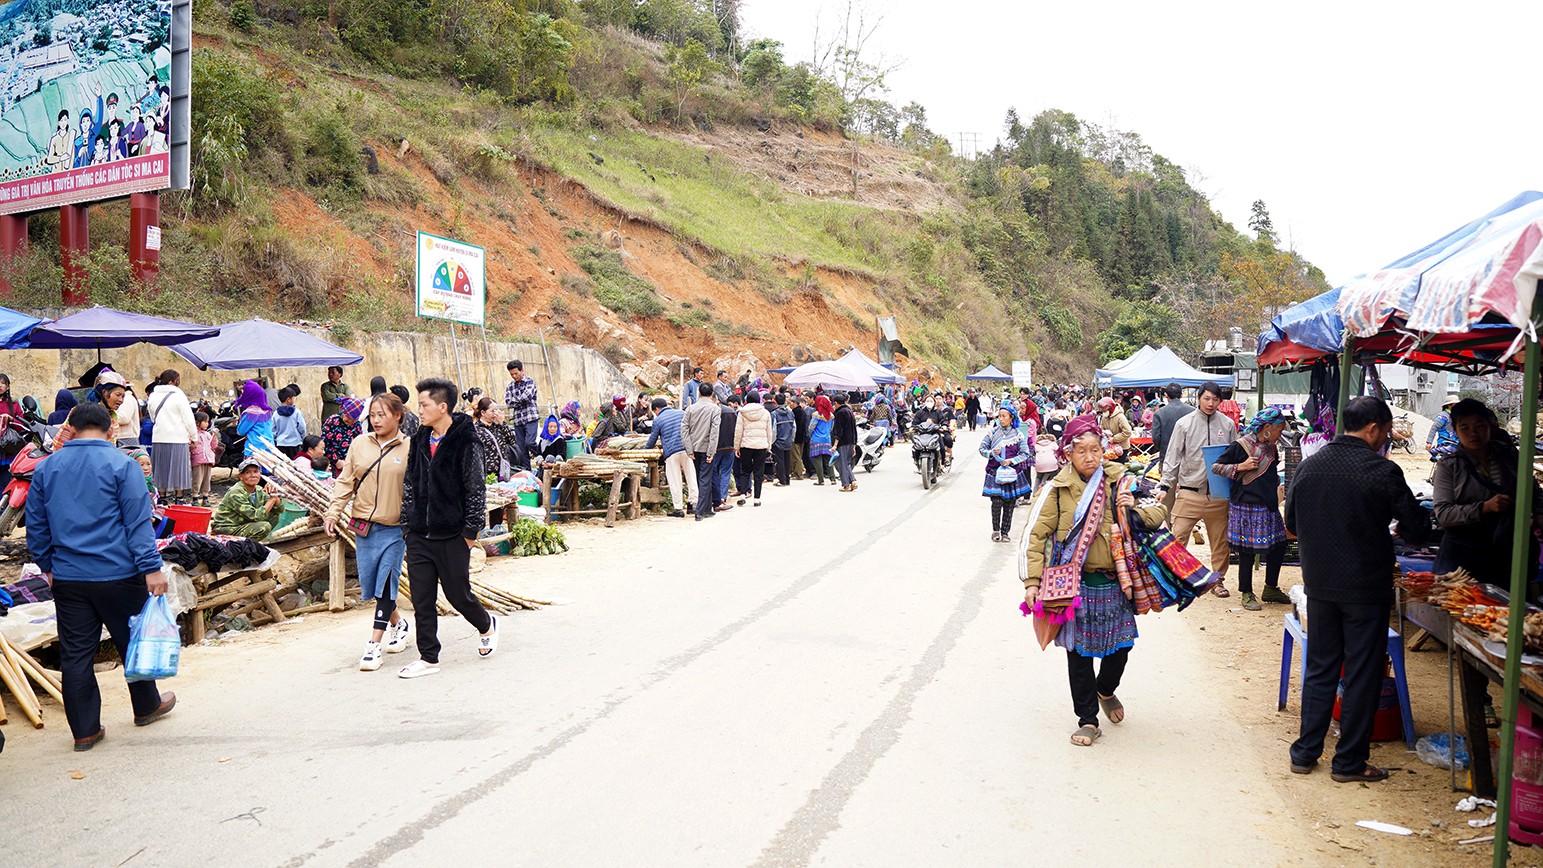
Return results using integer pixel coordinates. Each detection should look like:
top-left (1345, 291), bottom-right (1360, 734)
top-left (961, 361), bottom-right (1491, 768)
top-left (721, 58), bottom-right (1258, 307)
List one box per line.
top-left (163, 505), bottom-right (212, 535)
top-left (1511, 706), bottom-right (1543, 846)
top-left (1332, 665), bottom-right (1403, 743)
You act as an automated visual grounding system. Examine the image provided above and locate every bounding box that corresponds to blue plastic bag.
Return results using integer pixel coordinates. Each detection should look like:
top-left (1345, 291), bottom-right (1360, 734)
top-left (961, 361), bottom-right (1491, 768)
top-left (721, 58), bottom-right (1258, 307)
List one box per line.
top-left (125, 595), bottom-right (180, 683)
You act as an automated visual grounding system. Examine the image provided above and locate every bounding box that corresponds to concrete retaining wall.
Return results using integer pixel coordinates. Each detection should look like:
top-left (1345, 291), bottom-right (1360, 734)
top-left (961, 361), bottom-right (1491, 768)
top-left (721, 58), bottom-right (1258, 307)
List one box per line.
top-left (0, 326), bottom-right (635, 425)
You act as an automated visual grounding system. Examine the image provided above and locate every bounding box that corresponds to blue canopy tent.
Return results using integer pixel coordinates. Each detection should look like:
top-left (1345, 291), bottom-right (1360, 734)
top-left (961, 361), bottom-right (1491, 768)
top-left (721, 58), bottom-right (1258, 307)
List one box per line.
top-left (168, 319), bottom-right (363, 370)
top-left (1257, 287), bottom-right (1344, 362)
top-left (966, 364), bottom-right (1013, 382)
top-left (1102, 346), bottom-right (1231, 388)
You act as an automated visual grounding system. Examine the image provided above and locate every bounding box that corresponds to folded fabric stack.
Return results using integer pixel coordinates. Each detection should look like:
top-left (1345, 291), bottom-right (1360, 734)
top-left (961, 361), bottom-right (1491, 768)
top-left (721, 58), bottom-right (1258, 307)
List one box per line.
top-left (156, 533), bottom-right (273, 572)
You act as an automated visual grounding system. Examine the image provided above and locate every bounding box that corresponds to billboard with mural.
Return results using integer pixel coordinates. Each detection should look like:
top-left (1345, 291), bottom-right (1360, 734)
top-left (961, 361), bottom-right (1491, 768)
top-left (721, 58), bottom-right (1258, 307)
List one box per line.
top-left (415, 231), bottom-right (486, 326)
top-left (0, 0), bottom-right (173, 215)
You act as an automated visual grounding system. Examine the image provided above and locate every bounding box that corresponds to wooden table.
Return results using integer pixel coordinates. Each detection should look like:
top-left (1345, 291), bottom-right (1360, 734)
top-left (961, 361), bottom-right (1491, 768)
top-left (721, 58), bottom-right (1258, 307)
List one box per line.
top-left (1404, 600), bottom-right (1543, 798)
top-left (540, 466), bottom-right (643, 527)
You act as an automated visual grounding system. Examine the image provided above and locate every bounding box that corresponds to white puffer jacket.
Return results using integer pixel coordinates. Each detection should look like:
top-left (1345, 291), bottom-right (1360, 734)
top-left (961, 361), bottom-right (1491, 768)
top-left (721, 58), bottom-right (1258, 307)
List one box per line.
top-left (147, 385), bottom-right (198, 444)
top-left (734, 402), bottom-right (774, 451)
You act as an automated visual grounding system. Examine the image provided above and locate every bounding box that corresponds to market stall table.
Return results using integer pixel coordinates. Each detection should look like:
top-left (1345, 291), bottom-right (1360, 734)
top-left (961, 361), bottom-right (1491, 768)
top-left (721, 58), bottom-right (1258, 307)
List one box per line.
top-left (1404, 601), bottom-right (1543, 799)
top-left (540, 464), bottom-right (645, 527)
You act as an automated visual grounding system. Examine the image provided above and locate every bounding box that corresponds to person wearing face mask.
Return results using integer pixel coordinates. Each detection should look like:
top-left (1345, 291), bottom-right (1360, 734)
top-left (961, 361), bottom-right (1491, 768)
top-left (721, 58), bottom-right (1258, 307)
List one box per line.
top-left (1156, 381), bottom-right (1237, 597)
top-left (911, 395), bottom-right (955, 466)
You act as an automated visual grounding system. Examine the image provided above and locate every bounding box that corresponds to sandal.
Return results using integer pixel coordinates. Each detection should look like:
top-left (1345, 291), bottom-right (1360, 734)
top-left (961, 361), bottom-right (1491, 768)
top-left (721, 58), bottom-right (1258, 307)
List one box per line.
top-left (1211, 584), bottom-right (1231, 598)
top-left (1331, 764), bottom-right (1390, 783)
top-left (1070, 724), bottom-right (1100, 746)
top-left (1098, 693), bottom-right (1125, 724)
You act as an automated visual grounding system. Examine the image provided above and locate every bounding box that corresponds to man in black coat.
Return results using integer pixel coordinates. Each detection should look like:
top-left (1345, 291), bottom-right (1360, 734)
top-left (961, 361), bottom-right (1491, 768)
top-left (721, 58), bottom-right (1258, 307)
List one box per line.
top-left (1149, 382), bottom-right (1193, 472)
top-left (1285, 396), bottom-right (1429, 782)
top-left (398, 378), bottom-right (498, 679)
top-left (964, 390), bottom-right (981, 432)
top-left (832, 391), bottom-right (860, 491)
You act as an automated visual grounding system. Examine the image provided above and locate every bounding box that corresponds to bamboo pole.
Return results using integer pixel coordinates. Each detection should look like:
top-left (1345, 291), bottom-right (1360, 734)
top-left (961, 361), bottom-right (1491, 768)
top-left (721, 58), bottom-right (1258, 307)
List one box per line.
top-left (2, 635), bottom-right (62, 704)
top-left (1335, 335), bottom-right (1355, 432)
top-left (1493, 287), bottom-right (1541, 868)
top-left (0, 644), bottom-right (42, 728)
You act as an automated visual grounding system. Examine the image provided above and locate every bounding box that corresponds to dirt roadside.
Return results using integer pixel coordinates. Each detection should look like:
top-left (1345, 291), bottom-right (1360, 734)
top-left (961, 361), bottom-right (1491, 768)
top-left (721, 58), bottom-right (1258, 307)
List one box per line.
top-left (1183, 449), bottom-right (1541, 866)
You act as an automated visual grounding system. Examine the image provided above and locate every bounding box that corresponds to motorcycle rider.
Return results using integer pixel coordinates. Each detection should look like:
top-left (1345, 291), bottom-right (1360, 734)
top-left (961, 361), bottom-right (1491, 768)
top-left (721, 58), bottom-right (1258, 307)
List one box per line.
top-left (911, 396), bottom-right (955, 468)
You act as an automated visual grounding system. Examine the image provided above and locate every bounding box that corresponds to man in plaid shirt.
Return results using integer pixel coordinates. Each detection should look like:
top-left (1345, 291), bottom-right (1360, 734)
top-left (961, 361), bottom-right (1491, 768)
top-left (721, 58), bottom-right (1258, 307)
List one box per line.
top-left (504, 360), bottom-right (540, 453)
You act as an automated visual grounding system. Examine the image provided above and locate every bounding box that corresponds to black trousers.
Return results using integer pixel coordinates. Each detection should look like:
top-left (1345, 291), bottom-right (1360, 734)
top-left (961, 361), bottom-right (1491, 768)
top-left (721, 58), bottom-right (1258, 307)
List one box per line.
top-left (1291, 597), bottom-right (1390, 775)
top-left (1067, 648), bottom-right (1129, 728)
top-left (772, 447), bottom-right (791, 486)
top-left (733, 453), bottom-right (751, 496)
top-left (693, 452), bottom-right (716, 517)
top-left (406, 532), bottom-right (493, 664)
top-left (740, 448), bottom-right (769, 498)
top-left (990, 496), bottom-right (1017, 534)
top-left (1237, 543), bottom-right (1286, 594)
top-left (54, 577), bottom-right (164, 739)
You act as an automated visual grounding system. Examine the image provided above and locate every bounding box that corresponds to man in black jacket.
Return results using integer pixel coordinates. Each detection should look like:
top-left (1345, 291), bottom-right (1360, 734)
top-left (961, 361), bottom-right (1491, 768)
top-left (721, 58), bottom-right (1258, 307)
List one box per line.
top-left (964, 390), bottom-right (981, 432)
top-left (1285, 396), bottom-right (1429, 782)
top-left (832, 392), bottom-right (859, 492)
top-left (398, 378), bottom-right (498, 679)
top-left (791, 394), bottom-right (810, 479)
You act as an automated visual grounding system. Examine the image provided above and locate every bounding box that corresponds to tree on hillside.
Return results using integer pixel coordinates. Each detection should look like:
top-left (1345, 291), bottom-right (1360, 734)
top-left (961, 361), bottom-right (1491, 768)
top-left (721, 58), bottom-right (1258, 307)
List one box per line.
top-left (740, 38), bottom-right (784, 88)
top-left (665, 38), bottom-right (719, 121)
top-left (1248, 199), bottom-right (1277, 246)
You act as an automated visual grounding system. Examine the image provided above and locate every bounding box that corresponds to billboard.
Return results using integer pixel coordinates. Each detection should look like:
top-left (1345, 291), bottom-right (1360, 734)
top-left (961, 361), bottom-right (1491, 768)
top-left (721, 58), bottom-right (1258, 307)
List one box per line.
top-left (1012, 360), bottom-right (1033, 388)
top-left (0, 0), bottom-right (179, 215)
top-left (415, 231), bottom-right (486, 326)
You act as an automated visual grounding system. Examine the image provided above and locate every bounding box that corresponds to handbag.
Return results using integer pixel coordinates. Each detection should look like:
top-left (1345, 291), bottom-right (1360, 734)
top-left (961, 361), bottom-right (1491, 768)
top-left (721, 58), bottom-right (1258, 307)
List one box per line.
top-left (995, 464), bottom-right (1019, 485)
top-left (1039, 478), bottom-right (1108, 606)
top-left (0, 427), bottom-right (23, 457)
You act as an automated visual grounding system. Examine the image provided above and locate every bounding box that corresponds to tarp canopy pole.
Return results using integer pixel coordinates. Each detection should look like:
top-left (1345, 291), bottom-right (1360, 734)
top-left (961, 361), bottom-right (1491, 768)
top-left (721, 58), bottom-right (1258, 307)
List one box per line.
top-left (1494, 284), bottom-right (1542, 868)
top-left (1335, 336), bottom-right (1355, 431)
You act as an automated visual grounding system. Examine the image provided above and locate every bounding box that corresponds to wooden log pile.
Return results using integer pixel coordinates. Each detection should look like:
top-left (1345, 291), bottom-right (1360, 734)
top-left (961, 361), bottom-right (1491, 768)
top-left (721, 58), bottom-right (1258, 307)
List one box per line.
top-left (250, 446), bottom-right (548, 615)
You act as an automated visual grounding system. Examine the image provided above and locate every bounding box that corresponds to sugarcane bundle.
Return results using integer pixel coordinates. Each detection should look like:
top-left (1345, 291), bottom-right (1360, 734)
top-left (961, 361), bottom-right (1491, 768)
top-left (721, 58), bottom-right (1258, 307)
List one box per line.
top-left (250, 446), bottom-right (546, 614)
top-left (558, 454), bottom-right (647, 476)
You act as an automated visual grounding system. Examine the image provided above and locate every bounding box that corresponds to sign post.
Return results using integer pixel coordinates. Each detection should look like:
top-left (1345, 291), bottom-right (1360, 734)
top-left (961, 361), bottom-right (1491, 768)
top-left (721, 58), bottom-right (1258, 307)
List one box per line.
top-left (1011, 361), bottom-right (1033, 390)
top-left (415, 231), bottom-right (487, 327)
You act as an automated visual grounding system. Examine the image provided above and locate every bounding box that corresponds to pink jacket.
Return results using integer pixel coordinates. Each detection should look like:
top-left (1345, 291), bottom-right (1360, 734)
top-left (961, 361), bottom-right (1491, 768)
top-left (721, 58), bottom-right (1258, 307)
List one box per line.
top-left (191, 429), bottom-right (217, 466)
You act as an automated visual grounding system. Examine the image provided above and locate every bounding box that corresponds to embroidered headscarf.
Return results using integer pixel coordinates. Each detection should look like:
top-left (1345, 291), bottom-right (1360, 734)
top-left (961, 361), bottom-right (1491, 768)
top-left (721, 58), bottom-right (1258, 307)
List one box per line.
top-left (1245, 406), bottom-right (1285, 435)
top-left (1057, 414), bottom-right (1104, 461)
top-left (336, 395), bottom-right (365, 424)
top-left (560, 401), bottom-right (581, 423)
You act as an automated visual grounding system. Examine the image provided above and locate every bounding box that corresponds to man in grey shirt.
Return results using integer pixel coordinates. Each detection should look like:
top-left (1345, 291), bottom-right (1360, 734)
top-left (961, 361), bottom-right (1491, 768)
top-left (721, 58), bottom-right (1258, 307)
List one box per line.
top-left (712, 369), bottom-right (733, 404)
top-left (1157, 380), bottom-right (1237, 597)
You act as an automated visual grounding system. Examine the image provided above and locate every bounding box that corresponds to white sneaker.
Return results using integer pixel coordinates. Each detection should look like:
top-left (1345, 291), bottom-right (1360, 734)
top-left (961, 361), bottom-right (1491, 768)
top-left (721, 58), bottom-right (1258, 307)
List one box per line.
top-left (398, 660), bottom-right (440, 679)
top-left (753, 499), bottom-right (762, 507)
top-left (359, 642), bottom-right (383, 671)
top-left (384, 617), bottom-right (412, 654)
top-left (478, 616), bottom-right (499, 658)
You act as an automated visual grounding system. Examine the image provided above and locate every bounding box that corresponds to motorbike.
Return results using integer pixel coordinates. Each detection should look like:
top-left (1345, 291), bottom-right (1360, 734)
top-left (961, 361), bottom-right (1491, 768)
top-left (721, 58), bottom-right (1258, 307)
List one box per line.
top-left (856, 420), bottom-right (887, 472)
top-left (911, 419), bottom-right (945, 490)
top-left (0, 421), bottom-right (51, 538)
top-left (1391, 413), bottom-right (1416, 454)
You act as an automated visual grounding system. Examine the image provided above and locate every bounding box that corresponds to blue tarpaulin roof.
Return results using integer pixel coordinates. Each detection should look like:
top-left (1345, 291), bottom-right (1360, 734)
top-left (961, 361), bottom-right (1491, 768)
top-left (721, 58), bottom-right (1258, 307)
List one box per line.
top-left (1256, 286), bottom-right (1344, 356)
top-left (24, 307), bottom-right (219, 350)
top-left (168, 319), bottom-right (363, 370)
top-left (0, 306), bottom-right (41, 349)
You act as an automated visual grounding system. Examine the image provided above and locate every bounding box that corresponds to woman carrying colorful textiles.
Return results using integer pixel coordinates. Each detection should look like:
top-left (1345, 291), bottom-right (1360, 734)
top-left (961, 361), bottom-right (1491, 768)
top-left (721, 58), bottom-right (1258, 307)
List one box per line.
top-left (1022, 415), bottom-right (1167, 746)
top-left (1209, 407), bottom-right (1291, 612)
top-left (980, 405), bottom-right (1033, 543)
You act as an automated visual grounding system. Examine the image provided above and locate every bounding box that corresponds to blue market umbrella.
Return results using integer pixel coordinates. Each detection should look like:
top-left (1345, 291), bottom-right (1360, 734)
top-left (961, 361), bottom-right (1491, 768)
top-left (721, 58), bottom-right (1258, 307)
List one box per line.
top-left (168, 319), bottom-right (363, 370)
top-left (25, 307), bottom-right (219, 356)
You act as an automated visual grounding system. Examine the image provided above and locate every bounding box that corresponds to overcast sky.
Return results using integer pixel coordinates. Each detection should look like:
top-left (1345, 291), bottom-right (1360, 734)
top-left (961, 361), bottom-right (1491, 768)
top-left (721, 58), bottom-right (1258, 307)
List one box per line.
top-left (739, 0), bottom-right (1543, 285)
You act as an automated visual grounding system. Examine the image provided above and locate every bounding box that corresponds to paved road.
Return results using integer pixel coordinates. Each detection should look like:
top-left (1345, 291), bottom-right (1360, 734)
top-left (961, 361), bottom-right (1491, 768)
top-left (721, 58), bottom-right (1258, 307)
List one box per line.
top-left (6, 431), bottom-right (1320, 866)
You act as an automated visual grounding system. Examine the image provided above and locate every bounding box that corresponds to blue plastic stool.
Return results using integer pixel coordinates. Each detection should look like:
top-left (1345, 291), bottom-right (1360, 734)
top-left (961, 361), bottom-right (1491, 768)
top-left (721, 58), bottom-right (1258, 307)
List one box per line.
top-left (1278, 611), bottom-right (1416, 749)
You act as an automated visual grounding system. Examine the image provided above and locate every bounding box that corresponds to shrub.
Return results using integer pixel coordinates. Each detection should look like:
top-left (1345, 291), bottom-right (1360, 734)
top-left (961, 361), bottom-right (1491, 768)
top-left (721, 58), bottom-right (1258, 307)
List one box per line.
top-left (190, 55), bottom-right (284, 153)
top-left (301, 108), bottom-right (363, 195)
top-left (229, 0), bottom-right (256, 31)
top-left (571, 244), bottom-right (663, 317)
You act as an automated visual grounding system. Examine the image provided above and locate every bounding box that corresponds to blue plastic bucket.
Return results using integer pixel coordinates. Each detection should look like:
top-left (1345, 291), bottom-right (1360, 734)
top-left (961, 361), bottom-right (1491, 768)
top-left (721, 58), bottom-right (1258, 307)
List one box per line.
top-left (1202, 444), bottom-right (1232, 499)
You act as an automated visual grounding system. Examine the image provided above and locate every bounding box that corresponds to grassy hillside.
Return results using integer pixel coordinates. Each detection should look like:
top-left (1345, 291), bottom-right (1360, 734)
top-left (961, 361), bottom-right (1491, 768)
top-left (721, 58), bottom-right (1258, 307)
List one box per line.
top-left (0, 1), bottom-right (1325, 383)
